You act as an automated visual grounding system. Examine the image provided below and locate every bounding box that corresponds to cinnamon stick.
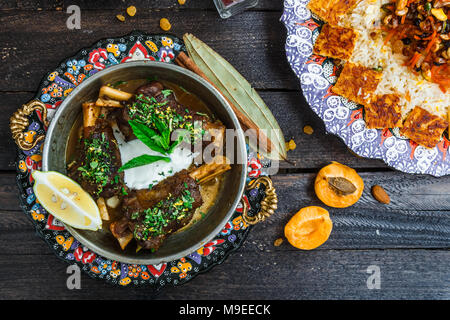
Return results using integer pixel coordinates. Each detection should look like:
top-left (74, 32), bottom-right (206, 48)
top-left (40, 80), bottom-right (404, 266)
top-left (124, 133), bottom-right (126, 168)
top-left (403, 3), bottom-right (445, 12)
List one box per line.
top-left (175, 52), bottom-right (273, 154)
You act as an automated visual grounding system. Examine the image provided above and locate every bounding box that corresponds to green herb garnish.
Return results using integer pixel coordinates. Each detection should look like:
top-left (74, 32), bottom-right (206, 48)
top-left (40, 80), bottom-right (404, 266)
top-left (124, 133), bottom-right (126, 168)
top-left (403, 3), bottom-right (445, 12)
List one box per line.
top-left (128, 119), bottom-right (168, 155)
top-left (373, 66), bottom-right (383, 72)
top-left (128, 94), bottom-right (204, 145)
top-left (111, 80), bottom-right (127, 88)
top-left (161, 89), bottom-right (173, 98)
top-left (118, 154), bottom-right (170, 172)
top-left (196, 111), bottom-right (209, 118)
top-left (77, 134), bottom-right (116, 195)
top-left (128, 111), bottom-right (188, 157)
top-left (132, 187), bottom-right (195, 240)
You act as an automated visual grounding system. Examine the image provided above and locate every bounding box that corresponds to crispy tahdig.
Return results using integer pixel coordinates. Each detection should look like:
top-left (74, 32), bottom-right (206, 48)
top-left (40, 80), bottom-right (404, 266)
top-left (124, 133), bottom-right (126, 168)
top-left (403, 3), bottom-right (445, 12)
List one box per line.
top-left (400, 106), bottom-right (448, 148)
top-left (313, 24), bottom-right (358, 61)
top-left (331, 62), bottom-right (383, 106)
top-left (364, 94), bottom-right (403, 129)
top-left (307, 0), bottom-right (361, 26)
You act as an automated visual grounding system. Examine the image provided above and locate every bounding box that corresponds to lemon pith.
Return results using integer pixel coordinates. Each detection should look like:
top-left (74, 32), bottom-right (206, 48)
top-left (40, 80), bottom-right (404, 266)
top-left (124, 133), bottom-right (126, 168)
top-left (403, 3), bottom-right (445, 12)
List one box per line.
top-left (32, 170), bottom-right (102, 231)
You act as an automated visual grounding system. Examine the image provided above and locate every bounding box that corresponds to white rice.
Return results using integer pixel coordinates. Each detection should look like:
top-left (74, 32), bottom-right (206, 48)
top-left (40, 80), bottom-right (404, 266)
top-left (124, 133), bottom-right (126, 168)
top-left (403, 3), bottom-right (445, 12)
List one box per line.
top-left (338, 0), bottom-right (449, 119)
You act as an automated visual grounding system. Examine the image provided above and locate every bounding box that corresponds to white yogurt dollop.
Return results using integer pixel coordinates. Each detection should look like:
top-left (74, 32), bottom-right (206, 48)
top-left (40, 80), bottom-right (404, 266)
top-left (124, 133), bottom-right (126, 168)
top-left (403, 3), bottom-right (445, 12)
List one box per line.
top-left (113, 125), bottom-right (195, 190)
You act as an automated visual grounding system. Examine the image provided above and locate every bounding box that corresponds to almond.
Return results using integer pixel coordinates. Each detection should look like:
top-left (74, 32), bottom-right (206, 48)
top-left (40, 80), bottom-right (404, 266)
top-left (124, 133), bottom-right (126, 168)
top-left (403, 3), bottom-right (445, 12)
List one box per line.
top-left (371, 185), bottom-right (390, 204)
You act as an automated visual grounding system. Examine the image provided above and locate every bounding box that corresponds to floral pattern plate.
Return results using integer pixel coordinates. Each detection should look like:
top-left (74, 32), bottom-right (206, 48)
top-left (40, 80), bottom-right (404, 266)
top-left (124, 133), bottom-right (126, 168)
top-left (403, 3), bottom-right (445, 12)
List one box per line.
top-left (13, 31), bottom-right (273, 288)
top-left (281, 0), bottom-right (449, 176)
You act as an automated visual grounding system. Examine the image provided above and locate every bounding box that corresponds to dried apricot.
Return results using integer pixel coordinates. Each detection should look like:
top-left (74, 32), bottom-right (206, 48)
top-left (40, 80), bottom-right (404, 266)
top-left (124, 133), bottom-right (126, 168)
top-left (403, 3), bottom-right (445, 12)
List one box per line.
top-left (127, 6), bottom-right (137, 17)
top-left (314, 161), bottom-right (364, 208)
top-left (160, 18), bottom-right (172, 31)
top-left (284, 206), bottom-right (332, 250)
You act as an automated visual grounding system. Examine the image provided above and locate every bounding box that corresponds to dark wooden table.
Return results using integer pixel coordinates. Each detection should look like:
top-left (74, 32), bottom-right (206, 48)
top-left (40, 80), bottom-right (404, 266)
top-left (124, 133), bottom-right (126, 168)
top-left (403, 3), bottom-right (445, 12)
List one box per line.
top-left (0, 0), bottom-right (449, 300)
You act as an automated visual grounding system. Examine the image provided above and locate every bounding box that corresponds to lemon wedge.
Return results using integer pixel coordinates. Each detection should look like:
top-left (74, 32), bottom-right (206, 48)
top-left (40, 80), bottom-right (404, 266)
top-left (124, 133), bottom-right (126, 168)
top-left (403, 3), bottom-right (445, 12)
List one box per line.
top-left (32, 171), bottom-right (102, 231)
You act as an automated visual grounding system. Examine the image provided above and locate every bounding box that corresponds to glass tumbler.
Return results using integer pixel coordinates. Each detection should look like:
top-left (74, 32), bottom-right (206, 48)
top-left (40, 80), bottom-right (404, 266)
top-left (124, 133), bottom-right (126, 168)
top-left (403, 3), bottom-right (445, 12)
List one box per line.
top-left (213, 0), bottom-right (259, 19)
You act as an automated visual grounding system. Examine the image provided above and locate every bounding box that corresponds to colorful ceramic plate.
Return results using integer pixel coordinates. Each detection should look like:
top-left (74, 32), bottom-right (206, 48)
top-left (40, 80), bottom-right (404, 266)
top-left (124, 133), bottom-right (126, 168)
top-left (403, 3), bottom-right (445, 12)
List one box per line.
top-left (12, 31), bottom-right (275, 288)
top-left (281, 0), bottom-right (449, 176)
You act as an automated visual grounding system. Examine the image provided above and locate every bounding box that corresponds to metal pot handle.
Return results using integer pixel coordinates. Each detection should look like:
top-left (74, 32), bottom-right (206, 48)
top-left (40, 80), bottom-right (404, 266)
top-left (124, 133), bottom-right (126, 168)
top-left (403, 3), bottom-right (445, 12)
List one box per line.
top-left (242, 176), bottom-right (278, 225)
top-left (10, 99), bottom-right (49, 151)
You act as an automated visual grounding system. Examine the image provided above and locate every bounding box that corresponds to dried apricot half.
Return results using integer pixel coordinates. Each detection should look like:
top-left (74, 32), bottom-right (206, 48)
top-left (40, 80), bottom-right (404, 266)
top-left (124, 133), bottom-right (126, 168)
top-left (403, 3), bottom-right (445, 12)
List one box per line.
top-left (314, 161), bottom-right (364, 208)
top-left (284, 206), bottom-right (332, 250)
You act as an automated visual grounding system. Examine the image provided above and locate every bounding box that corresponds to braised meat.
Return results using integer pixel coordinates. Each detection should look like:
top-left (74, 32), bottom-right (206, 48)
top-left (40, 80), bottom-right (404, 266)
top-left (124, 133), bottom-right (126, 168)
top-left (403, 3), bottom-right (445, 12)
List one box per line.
top-left (120, 170), bottom-right (203, 250)
top-left (68, 119), bottom-right (124, 198)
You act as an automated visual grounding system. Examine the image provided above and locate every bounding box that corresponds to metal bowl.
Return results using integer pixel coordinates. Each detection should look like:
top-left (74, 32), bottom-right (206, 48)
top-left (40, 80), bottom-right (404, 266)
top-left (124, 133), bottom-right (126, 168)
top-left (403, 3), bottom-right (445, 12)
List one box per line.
top-left (42, 61), bottom-right (247, 265)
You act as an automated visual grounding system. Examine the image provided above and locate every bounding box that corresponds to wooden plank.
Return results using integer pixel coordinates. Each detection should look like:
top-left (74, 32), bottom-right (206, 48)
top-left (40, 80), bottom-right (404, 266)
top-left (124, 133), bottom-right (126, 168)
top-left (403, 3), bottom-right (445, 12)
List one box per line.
top-left (0, 174), bottom-right (22, 211)
top-left (0, 10), bottom-right (296, 91)
top-left (1, 171), bottom-right (448, 256)
top-left (0, 0), bottom-right (282, 11)
top-left (0, 91), bottom-right (386, 171)
top-left (0, 249), bottom-right (448, 299)
top-left (258, 172), bottom-right (450, 249)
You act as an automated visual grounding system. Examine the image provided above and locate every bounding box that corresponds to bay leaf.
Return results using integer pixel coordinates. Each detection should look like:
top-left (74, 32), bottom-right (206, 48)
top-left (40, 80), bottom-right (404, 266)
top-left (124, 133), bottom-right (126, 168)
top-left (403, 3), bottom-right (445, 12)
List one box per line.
top-left (183, 33), bottom-right (287, 160)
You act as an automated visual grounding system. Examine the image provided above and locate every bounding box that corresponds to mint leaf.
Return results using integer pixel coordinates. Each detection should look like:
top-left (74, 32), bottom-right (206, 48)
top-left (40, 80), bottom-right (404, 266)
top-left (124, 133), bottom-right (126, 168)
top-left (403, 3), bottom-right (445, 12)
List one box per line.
top-left (151, 115), bottom-right (171, 148)
top-left (161, 89), bottom-right (172, 98)
top-left (167, 134), bottom-right (184, 154)
top-left (151, 134), bottom-right (169, 150)
top-left (118, 154), bottom-right (171, 172)
top-left (129, 120), bottom-right (167, 155)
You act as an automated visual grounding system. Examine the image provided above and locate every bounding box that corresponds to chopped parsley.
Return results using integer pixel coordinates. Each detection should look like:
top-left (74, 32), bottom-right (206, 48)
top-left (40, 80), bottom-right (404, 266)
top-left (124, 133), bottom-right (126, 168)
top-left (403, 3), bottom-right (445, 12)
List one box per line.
top-left (77, 133), bottom-right (120, 195)
top-left (132, 188), bottom-right (195, 240)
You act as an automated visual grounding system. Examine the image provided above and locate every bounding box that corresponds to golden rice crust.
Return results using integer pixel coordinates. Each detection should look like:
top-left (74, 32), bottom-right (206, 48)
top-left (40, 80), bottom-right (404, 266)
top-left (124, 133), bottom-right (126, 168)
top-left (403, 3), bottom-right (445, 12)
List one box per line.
top-left (332, 62), bottom-right (382, 105)
top-left (400, 106), bottom-right (448, 148)
top-left (313, 24), bottom-right (358, 60)
top-left (364, 94), bottom-right (403, 129)
top-left (307, 0), bottom-right (360, 26)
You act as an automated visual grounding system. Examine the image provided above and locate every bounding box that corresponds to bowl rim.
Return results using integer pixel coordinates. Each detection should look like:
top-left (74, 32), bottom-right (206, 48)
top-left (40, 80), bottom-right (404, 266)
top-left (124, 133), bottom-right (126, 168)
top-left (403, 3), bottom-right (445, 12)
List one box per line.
top-left (42, 60), bottom-right (247, 265)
